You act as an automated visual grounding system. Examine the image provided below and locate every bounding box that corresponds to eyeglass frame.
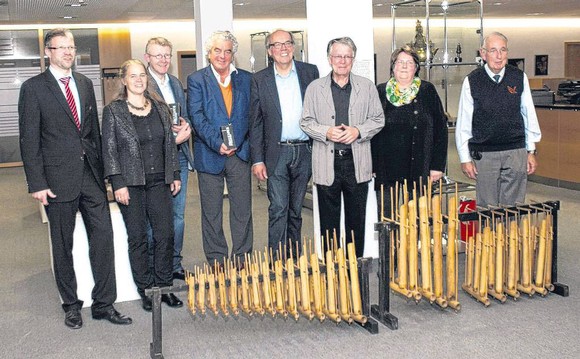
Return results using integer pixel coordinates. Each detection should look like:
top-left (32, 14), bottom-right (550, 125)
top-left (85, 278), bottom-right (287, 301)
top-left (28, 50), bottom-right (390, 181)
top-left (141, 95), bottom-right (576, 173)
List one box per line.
top-left (147, 53), bottom-right (173, 60)
top-left (268, 41), bottom-right (294, 50)
top-left (47, 46), bottom-right (77, 51)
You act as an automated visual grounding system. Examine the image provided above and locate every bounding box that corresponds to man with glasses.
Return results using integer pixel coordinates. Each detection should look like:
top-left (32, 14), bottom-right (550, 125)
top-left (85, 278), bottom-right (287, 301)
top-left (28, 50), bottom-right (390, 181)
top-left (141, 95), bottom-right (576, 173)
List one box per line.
top-left (249, 29), bottom-right (319, 257)
top-left (18, 28), bottom-right (132, 329)
top-left (456, 31), bottom-right (541, 207)
top-left (300, 37), bottom-right (384, 258)
top-left (144, 37), bottom-right (193, 284)
top-left (187, 31), bottom-right (253, 267)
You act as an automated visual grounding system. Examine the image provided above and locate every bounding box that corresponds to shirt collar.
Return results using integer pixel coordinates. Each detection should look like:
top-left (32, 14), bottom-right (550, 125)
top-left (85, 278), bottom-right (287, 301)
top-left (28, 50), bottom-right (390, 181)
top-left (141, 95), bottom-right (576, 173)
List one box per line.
top-left (273, 60), bottom-right (296, 78)
top-left (49, 66), bottom-right (72, 80)
top-left (484, 64), bottom-right (505, 80)
top-left (148, 67), bottom-right (169, 86)
top-left (210, 63), bottom-right (238, 84)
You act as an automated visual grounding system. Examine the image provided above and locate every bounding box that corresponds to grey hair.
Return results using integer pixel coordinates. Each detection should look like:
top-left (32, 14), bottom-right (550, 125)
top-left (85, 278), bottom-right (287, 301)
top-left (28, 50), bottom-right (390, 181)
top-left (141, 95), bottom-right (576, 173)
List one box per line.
top-left (390, 45), bottom-right (421, 77)
top-left (482, 31), bottom-right (508, 49)
top-left (204, 30), bottom-right (239, 57)
top-left (326, 37), bottom-right (357, 58)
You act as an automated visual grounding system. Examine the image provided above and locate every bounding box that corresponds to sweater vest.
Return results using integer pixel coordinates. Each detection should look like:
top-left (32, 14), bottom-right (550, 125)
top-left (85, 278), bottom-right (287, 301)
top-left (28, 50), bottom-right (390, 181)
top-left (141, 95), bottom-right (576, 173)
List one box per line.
top-left (468, 65), bottom-right (525, 152)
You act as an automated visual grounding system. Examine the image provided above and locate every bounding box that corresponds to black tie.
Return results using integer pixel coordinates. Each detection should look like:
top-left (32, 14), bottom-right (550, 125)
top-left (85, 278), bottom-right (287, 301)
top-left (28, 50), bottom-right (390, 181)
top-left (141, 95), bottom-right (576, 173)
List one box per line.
top-left (493, 74), bottom-right (500, 83)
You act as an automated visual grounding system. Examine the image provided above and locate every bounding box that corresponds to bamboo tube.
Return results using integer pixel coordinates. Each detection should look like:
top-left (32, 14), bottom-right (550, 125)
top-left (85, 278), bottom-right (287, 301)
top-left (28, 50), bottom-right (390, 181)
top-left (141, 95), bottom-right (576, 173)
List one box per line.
top-left (323, 248), bottom-right (341, 323)
top-left (285, 252), bottom-right (299, 321)
top-left (228, 262), bottom-right (239, 317)
top-left (488, 225), bottom-right (496, 291)
top-left (398, 203), bottom-right (409, 290)
top-left (217, 267), bottom-right (229, 317)
top-left (535, 218), bottom-right (547, 288)
top-left (187, 271), bottom-right (196, 315)
top-left (446, 195), bottom-right (461, 310)
top-left (239, 267), bottom-right (251, 316)
top-left (347, 242), bottom-right (367, 323)
top-left (478, 226), bottom-right (490, 298)
top-left (494, 222), bottom-right (505, 295)
top-left (274, 258), bottom-right (287, 318)
top-left (418, 196), bottom-right (433, 299)
top-left (521, 217), bottom-right (532, 288)
top-left (473, 232), bottom-right (482, 292)
top-left (260, 252), bottom-right (275, 317)
top-left (462, 283), bottom-right (491, 307)
top-left (336, 248), bottom-right (352, 323)
top-left (432, 194), bottom-right (444, 303)
top-left (298, 249), bottom-right (314, 320)
top-left (465, 235), bottom-right (474, 289)
top-left (544, 214), bottom-right (554, 291)
top-left (505, 220), bottom-right (520, 299)
top-left (309, 251), bottom-right (325, 321)
top-left (207, 271), bottom-right (219, 316)
top-left (407, 199), bottom-right (418, 294)
top-left (197, 268), bottom-right (206, 316)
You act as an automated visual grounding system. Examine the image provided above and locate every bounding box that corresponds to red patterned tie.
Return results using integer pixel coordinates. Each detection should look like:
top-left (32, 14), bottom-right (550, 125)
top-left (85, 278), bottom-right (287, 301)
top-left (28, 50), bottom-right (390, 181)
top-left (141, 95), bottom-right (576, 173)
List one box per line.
top-left (59, 77), bottom-right (81, 130)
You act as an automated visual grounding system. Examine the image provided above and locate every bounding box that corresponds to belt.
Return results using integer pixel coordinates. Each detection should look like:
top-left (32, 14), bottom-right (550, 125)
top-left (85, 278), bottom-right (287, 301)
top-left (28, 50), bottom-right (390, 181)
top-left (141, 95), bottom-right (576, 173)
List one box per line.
top-left (334, 149), bottom-right (352, 157)
top-left (279, 140), bottom-right (309, 145)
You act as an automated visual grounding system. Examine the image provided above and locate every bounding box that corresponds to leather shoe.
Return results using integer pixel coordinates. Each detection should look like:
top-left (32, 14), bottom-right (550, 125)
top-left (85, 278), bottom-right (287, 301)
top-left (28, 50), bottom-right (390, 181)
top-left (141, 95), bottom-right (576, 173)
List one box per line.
top-left (161, 293), bottom-right (183, 308)
top-left (172, 270), bottom-right (186, 281)
top-left (65, 309), bottom-right (82, 329)
top-left (142, 296), bottom-right (152, 312)
top-left (92, 307), bottom-right (132, 325)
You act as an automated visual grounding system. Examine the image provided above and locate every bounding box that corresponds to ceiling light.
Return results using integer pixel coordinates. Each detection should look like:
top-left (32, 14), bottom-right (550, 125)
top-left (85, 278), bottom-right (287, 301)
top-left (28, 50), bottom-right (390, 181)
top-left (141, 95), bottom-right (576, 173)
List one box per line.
top-left (65, 3), bottom-right (87, 7)
top-left (234, 2), bottom-right (249, 6)
top-left (62, 16), bottom-right (77, 19)
top-left (526, 13), bottom-right (544, 16)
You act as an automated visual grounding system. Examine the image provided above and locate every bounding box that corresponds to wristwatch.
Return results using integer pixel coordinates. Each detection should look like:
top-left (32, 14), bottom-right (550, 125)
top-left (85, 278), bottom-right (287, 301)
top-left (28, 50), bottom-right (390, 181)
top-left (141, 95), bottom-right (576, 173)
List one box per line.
top-left (528, 150), bottom-right (538, 155)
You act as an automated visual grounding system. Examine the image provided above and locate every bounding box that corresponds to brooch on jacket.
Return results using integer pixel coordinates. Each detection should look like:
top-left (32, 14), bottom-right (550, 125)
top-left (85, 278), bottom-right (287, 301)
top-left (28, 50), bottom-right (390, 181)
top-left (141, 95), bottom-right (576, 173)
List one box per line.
top-left (507, 85), bottom-right (518, 94)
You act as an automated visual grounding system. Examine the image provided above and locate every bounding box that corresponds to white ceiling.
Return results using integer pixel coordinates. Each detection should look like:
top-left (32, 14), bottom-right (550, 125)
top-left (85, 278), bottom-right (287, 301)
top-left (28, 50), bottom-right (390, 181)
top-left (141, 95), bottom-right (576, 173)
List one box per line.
top-left (0, 0), bottom-right (579, 25)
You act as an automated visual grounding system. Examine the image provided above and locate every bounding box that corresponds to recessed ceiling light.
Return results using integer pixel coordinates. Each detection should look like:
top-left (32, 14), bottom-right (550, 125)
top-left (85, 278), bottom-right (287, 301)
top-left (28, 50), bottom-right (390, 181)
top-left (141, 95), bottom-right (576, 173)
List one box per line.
top-left (526, 13), bottom-right (544, 16)
top-left (62, 16), bottom-right (77, 19)
top-left (234, 2), bottom-right (249, 6)
top-left (493, 2), bottom-right (503, 5)
top-left (65, 3), bottom-right (87, 7)
top-left (374, 3), bottom-right (384, 6)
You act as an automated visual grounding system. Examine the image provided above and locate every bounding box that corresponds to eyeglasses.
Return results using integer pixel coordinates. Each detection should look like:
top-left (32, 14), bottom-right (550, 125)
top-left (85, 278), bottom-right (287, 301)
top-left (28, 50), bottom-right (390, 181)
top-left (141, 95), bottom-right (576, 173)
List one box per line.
top-left (330, 55), bottom-right (354, 62)
top-left (269, 41), bottom-right (294, 50)
top-left (484, 47), bottom-right (508, 55)
top-left (47, 46), bottom-right (77, 52)
top-left (395, 60), bottom-right (415, 66)
top-left (148, 53), bottom-right (172, 60)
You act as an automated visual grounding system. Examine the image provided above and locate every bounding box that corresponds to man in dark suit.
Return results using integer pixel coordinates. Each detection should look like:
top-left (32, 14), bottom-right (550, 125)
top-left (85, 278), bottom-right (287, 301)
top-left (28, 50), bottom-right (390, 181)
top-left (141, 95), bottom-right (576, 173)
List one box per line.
top-left (145, 37), bottom-right (194, 281)
top-left (187, 31), bottom-right (253, 266)
top-left (249, 29), bottom-right (319, 256)
top-left (18, 28), bottom-right (132, 329)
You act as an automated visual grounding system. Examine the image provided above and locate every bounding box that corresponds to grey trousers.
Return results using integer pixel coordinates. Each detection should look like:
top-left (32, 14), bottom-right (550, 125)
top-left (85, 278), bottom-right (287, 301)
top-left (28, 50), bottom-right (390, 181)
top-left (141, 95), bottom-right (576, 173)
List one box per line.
top-left (473, 148), bottom-right (528, 208)
top-left (197, 155), bottom-right (253, 264)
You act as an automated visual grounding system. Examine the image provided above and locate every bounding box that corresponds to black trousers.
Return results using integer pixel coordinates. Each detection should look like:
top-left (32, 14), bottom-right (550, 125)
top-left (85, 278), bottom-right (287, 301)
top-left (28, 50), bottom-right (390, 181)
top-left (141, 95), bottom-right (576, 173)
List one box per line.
top-left (46, 161), bottom-right (116, 313)
top-left (118, 173), bottom-right (174, 297)
top-left (317, 155), bottom-right (368, 258)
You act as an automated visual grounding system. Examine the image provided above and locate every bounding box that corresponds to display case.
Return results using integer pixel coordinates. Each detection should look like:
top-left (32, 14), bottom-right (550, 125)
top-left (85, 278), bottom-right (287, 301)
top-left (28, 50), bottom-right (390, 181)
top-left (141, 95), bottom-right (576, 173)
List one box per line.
top-left (390, 0), bottom-right (483, 120)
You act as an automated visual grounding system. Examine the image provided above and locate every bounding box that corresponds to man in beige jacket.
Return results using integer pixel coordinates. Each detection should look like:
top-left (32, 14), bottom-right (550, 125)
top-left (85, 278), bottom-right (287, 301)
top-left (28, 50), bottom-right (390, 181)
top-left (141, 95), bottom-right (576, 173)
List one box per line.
top-left (300, 36), bottom-right (384, 258)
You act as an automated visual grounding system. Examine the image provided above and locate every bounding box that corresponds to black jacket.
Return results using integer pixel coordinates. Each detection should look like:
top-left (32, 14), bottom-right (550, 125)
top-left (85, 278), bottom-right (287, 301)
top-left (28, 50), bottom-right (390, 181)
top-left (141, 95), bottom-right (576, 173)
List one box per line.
top-left (102, 98), bottom-right (179, 189)
top-left (372, 80), bottom-right (448, 190)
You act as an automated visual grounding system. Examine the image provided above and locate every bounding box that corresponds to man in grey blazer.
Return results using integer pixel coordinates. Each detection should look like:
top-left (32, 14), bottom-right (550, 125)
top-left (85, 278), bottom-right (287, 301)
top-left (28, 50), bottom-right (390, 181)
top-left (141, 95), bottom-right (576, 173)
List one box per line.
top-left (145, 37), bottom-right (194, 281)
top-left (301, 37), bottom-right (384, 258)
top-left (18, 28), bottom-right (132, 329)
top-left (249, 29), bottom-right (319, 256)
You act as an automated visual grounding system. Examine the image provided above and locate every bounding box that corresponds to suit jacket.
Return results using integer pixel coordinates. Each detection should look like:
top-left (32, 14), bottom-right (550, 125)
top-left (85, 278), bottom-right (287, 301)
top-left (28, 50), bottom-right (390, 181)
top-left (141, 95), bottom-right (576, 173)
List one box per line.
top-left (248, 60), bottom-right (319, 171)
top-left (300, 73), bottom-right (384, 186)
top-left (19, 69), bottom-right (104, 202)
top-left (187, 66), bottom-right (252, 174)
top-left (101, 98), bottom-right (180, 188)
top-left (149, 72), bottom-right (195, 170)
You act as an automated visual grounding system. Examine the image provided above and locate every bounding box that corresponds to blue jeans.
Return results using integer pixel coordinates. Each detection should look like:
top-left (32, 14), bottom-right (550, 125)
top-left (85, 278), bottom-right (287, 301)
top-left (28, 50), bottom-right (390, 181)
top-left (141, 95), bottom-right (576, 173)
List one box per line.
top-left (266, 143), bottom-right (312, 255)
top-left (148, 151), bottom-right (189, 273)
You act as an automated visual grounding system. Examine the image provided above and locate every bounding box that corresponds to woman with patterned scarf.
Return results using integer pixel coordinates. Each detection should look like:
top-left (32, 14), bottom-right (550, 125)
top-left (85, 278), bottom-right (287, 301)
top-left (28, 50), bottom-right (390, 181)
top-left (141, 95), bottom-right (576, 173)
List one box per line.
top-left (371, 45), bottom-right (448, 219)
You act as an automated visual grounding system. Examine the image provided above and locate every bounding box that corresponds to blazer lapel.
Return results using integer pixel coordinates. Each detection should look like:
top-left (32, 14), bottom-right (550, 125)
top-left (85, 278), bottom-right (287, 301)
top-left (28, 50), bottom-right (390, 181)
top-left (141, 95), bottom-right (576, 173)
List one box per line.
top-left (264, 67), bottom-right (282, 119)
top-left (205, 67), bottom-right (229, 119)
top-left (44, 71), bottom-right (77, 128)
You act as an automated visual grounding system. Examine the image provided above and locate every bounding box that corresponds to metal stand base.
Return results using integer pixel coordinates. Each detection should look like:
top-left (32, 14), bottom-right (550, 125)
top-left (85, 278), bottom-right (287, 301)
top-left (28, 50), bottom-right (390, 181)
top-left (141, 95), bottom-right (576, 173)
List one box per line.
top-left (371, 222), bottom-right (399, 330)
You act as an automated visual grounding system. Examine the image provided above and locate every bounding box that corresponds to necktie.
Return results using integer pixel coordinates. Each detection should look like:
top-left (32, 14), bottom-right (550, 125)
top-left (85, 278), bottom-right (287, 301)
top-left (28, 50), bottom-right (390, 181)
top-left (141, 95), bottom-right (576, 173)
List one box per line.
top-left (59, 77), bottom-right (81, 130)
top-left (493, 74), bottom-right (500, 83)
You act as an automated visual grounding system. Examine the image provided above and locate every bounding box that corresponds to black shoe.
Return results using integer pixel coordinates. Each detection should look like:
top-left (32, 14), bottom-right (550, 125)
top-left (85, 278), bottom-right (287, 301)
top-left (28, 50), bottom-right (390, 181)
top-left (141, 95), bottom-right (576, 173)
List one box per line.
top-left (161, 293), bottom-right (183, 308)
top-left (172, 270), bottom-right (186, 281)
top-left (92, 307), bottom-right (132, 325)
top-left (65, 309), bottom-right (82, 329)
top-left (142, 296), bottom-right (153, 312)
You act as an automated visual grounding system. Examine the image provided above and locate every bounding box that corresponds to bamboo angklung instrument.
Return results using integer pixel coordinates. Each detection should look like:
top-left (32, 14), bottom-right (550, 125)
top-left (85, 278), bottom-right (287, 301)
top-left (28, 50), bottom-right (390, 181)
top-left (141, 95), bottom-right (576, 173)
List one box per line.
top-left (446, 193), bottom-right (461, 310)
top-left (418, 194), bottom-right (435, 303)
top-left (431, 191), bottom-right (447, 308)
